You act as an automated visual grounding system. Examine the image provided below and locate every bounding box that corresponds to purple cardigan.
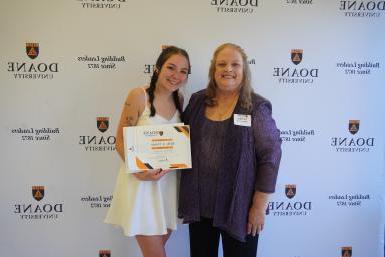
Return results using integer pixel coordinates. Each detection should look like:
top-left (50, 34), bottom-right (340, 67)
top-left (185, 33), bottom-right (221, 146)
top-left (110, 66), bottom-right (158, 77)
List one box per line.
top-left (178, 89), bottom-right (282, 241)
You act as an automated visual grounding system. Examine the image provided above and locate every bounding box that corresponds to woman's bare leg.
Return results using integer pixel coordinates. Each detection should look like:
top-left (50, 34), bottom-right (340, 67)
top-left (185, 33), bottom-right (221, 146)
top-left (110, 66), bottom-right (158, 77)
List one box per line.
top-left (161, 229), bottom-right (172, 246)
top-left (135, 235), bottom-right (166, 257)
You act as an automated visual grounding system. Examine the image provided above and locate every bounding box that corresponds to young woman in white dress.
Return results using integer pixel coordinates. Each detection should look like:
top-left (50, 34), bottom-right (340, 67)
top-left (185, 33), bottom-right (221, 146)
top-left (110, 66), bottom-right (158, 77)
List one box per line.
top-left (105, 46), bottom-right (190, 257)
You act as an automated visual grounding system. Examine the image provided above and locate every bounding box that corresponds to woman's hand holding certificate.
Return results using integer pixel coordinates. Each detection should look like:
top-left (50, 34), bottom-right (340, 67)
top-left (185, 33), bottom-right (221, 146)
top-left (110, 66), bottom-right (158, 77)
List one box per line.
top-left (123, 123), bottom-right (192, 173)
top-left (132, 168), bottom-right (172, 181)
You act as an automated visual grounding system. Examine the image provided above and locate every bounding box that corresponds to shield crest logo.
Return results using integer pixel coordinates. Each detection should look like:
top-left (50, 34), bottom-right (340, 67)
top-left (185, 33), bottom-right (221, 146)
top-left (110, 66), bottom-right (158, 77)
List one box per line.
top-left (285, 184), bottom-right (296, 199)
top-left (26, 43), bottom-right (39, 59)
top-left (285, 185), bottom-right (297, 199)
top-left (99, 250), bottom-right (111, 257)
top-left (349, 120), bottom-right (359, 135)
top-left (341, 247), bottom-right (352, 257)
top-left (291, 49), bottom-right (303, 65)
top-left (97, 117), bottom-right (109, 133)
top-left (32, 186), bottom-right (44, 201)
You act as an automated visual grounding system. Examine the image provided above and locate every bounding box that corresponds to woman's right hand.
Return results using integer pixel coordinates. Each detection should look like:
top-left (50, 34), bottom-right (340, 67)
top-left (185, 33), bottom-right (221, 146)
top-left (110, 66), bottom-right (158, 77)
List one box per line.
top-left (132, 169), bottom-right (169, 181)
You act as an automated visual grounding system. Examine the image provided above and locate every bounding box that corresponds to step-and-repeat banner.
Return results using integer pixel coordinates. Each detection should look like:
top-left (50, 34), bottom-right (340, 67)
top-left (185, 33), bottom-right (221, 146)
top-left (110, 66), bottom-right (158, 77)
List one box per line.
top-left (1, 1), bottom-right (384, 257)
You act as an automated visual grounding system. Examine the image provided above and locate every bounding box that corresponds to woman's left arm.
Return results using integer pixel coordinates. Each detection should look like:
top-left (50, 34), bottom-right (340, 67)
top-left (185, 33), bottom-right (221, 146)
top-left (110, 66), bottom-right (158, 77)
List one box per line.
top-left (252, 101), bottom-right (282, 194)
top-left (248, 100), bottom-right (282, 236)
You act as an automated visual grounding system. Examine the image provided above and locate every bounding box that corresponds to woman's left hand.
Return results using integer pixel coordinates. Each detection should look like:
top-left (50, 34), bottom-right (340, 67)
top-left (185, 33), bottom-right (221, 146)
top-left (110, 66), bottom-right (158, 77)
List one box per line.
top-left (247, 204), bottom-right (265, 236)
top-left (247, 191), bottom-right (269, 236)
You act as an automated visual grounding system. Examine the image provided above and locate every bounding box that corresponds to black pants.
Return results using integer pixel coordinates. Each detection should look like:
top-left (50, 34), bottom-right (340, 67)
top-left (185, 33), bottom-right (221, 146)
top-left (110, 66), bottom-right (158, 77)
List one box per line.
top-left (189, 218), bottom-right (258, 257)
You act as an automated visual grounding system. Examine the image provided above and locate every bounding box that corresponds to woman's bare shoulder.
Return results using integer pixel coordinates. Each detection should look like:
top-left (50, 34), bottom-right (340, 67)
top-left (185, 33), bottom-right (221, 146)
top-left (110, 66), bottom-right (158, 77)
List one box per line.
top-left (125, 86), bottom-right (147, 107)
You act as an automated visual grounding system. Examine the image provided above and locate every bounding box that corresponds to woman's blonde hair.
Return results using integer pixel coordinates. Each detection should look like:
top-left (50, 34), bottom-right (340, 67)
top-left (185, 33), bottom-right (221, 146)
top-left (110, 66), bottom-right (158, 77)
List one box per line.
top-left (205, 43), bottom-right (254, 112)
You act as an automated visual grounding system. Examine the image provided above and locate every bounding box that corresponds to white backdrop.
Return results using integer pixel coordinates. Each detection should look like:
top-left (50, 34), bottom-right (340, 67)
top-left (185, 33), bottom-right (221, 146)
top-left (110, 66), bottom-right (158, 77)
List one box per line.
top-left (1, 1), bottom-right (384, 257)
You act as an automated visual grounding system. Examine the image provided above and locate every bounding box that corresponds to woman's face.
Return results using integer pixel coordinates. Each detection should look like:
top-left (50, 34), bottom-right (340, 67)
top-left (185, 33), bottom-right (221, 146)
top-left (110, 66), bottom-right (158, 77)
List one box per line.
top-left (157, 54), bottom-right (189, 92)
top-left (214, 47), bottom-right (244, 94)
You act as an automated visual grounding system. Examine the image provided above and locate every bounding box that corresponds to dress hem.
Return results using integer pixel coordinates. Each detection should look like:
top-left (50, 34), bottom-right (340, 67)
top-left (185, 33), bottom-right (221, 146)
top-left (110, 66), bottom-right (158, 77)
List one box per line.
top-left (104, 220), bottom-right (177, 237)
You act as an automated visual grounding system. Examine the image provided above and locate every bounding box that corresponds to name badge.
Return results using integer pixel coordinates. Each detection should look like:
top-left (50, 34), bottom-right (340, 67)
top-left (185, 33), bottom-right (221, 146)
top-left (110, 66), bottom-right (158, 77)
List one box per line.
top-left (234, 114), bottom-right (251, 127)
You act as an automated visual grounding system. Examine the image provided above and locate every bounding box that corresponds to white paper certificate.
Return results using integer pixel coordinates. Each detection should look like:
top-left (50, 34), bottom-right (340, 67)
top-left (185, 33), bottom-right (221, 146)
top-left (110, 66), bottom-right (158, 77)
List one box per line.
top-left (123, 123), bottom-right (192, 173)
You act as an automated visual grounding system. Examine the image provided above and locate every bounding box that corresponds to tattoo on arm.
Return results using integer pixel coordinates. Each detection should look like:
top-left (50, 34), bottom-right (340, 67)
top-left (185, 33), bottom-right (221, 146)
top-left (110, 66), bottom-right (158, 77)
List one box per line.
top-left (125, 116), bottom-right (135, 126)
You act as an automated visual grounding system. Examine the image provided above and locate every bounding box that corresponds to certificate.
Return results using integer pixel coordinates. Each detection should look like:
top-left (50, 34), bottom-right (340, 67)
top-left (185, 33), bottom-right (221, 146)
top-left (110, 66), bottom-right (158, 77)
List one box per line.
top-left (123, 123), bottom-right (192, 173)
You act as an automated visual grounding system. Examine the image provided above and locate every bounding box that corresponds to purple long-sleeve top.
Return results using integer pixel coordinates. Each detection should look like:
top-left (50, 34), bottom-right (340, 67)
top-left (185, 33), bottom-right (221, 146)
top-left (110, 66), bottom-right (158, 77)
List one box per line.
top-left (178, 89), bottom-right (282, 242)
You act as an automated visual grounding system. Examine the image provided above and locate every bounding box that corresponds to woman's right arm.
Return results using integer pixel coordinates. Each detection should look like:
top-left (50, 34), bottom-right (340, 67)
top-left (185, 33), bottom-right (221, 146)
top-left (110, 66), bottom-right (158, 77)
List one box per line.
top-left (115, 87), bottom-right (145, 161)
top-left (115, 87), bottom-right (168, 181)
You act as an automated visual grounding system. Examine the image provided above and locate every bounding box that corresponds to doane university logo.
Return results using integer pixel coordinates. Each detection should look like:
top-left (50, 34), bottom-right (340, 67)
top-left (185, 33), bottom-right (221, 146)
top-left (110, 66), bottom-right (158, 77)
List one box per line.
top-left (99, 250), bottom-right (111, 257)
top-left (13, 186), bottom-right (64, 220)
top-left (210, 0), bottom-right (259, 14)
top-left (273, 49), bottom-right (319, 84)
top-left (342, 246), bottom-right (352, 257)
top-left (78, 117), bottom-right (116, 151)
top-left (339, 1), bottom-right (385, 18)
top-left (349, 120), bottom-right (359, 135)
top-left (97, 117), bottom-right (109, 133)
top-left (285, 184), bottom-right (296, 199)
top-left (291, 49), bottom-right (303, 65)
top-left (331, 120), bottom-right (375, 152)
top-left (26, 43), bottom-right (39, 59)
top-left (32, 186), bottom-right (44, 201)
top-left (7, 42), bottom-right (59, 79)
top-left (267, 184), bottom-right (312, 216)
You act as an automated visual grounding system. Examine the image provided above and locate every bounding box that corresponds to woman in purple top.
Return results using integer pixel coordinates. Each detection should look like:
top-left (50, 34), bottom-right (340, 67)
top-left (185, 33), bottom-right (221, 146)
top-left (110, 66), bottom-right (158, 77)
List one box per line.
top-left (179, 43), bottom-right (282, 257)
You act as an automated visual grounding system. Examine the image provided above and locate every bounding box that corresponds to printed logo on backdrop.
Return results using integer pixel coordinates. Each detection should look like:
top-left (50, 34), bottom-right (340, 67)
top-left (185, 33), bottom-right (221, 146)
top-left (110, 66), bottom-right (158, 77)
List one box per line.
top-left (32, 186), bottom-right (44, 201)
top-left (10, 127), bottom-right (61, 142)
top-left (210, 0), bottom-right (259, 14)
top-left (80, 194), bottom-right (112, 209)
top-left (330, 120), bottom-right (375, 153)
top-left (273, 49), bottom-right (319, 85)
top-left (77, 0), bottom-right (127, 9)
top-left (77, 54), bottom-right (126, 70)
top-left (280, 128), bottom-right (315, 143)
top-left (349, 120), bottom-right (359, 135)
top-left (26, 43), bottom-right (39, 59)
top-left (78, 117), bottom-right (116, 151)
top-left (329, 191), bottom-right (371, 207)
top-left (339, 1), bottom-right (385, 18)
top-left (13, 186), bottom-right (64, 220)
top-left (285, 184), bottom-right (296, 199)
top-left (97, 117), bottom-right (109, 132)
top-left (7, 42), bottom-right (60, 79)
top-left (267, 184), bottom-right (312, 216)
top-left (99, 250), bottom-right (111, 257)
top-left (284, 0), bottom-right (314, 5)
top-left (342, 247), bottom-right (352, 257)
top-left (291, 49), bottom-right (303, 65)
top-left (336, 60), bottom-right (381, 75)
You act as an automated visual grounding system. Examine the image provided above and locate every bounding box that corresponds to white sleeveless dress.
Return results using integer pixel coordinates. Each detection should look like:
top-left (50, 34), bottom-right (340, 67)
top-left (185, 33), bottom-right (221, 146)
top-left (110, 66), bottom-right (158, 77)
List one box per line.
top-left (104, 88), bottom-right (180, 236)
